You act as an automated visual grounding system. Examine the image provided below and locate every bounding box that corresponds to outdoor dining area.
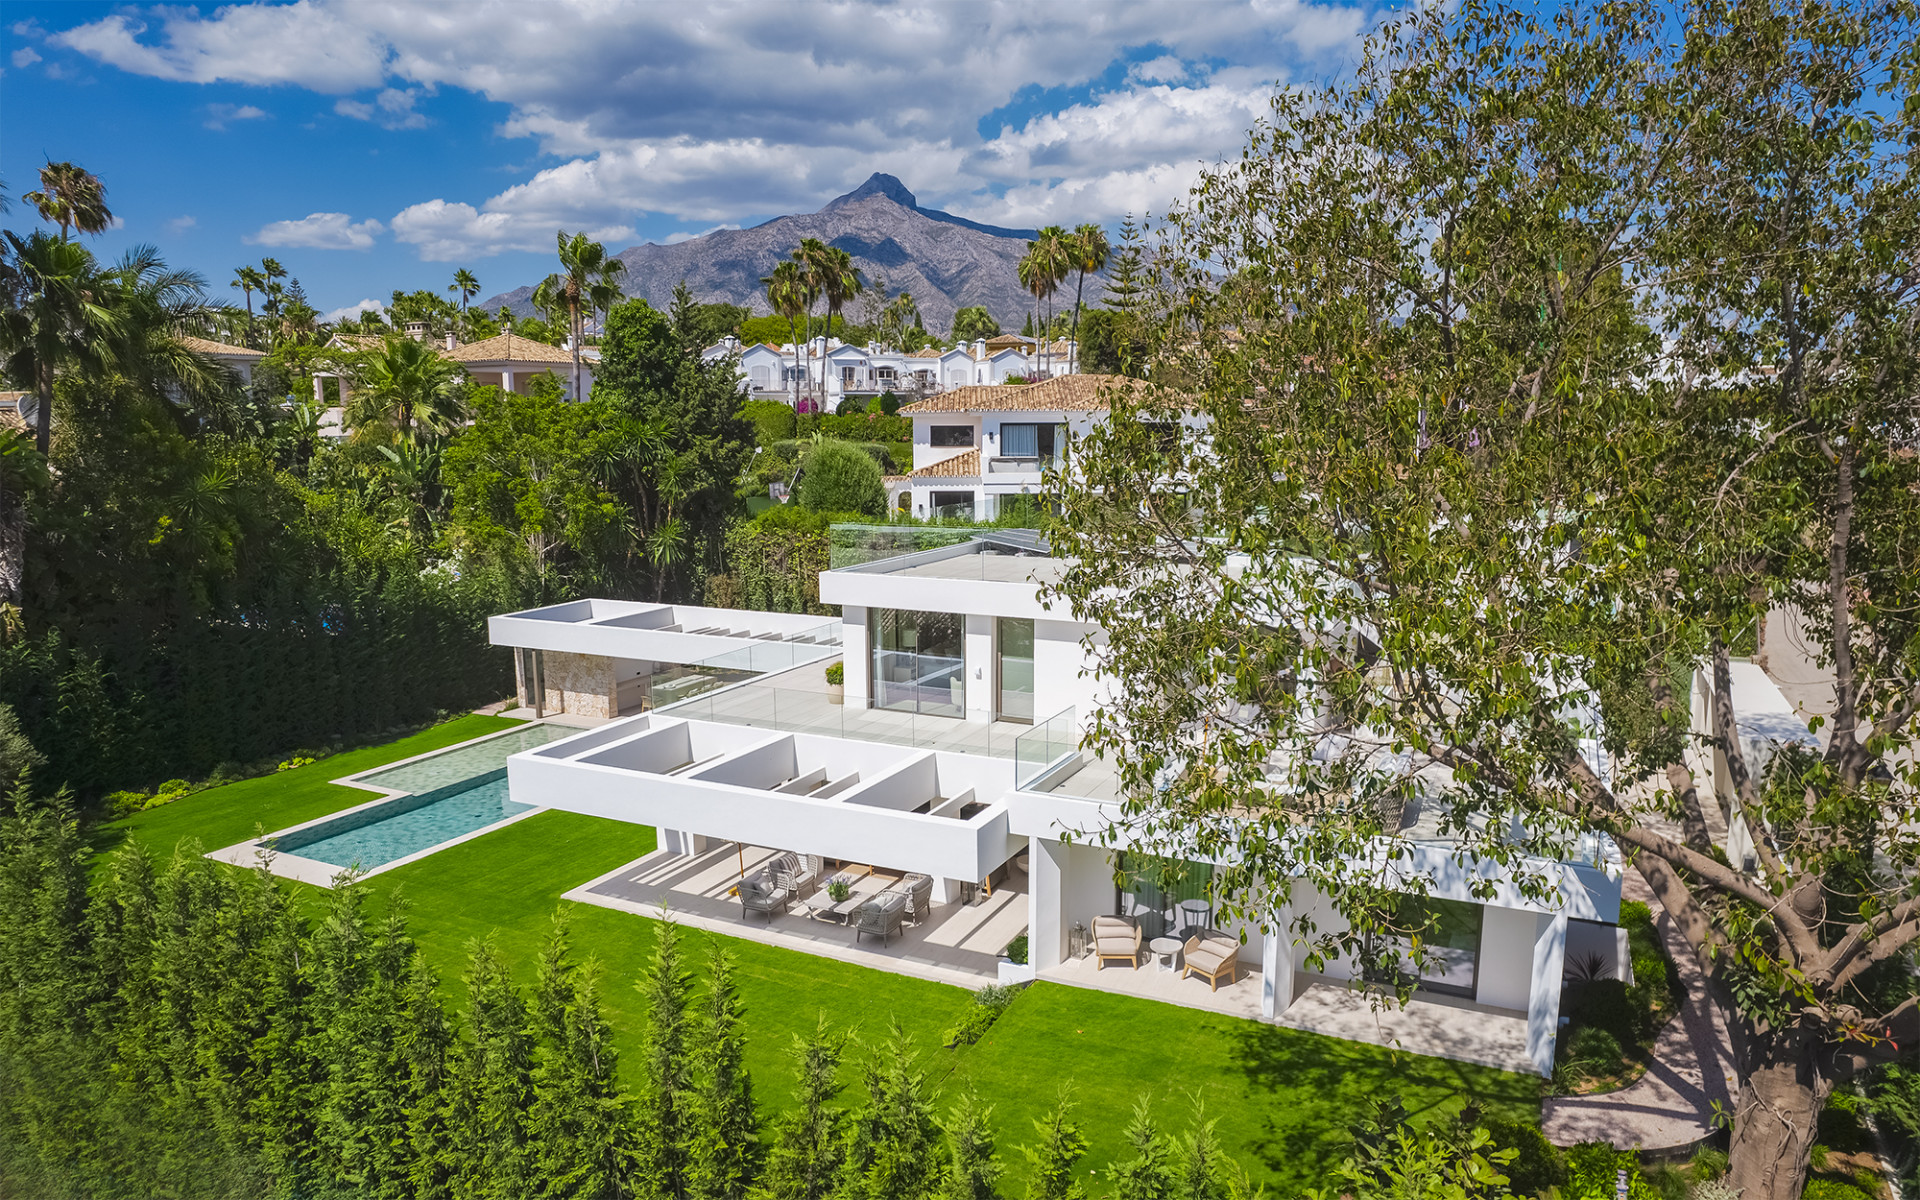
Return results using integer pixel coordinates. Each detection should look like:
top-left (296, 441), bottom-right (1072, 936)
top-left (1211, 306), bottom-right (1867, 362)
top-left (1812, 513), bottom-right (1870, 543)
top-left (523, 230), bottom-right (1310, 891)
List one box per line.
top-left (735, 851), bottom-right (939, 947)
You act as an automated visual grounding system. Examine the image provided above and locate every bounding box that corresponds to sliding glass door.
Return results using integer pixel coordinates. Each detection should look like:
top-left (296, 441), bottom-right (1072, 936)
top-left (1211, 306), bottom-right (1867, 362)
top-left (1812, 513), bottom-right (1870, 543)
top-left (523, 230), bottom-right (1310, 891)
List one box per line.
top-left (870, 609), bottom-right (964, 717)
top-left (996, 617), bottom-right (1035, 722)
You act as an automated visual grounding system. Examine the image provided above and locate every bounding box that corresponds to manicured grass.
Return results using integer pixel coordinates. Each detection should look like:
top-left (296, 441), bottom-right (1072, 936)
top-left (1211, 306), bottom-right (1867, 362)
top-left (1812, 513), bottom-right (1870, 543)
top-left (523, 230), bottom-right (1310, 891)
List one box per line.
top-left (101, 713), bottom-right (523, 862)
top-left (102, 715), bottom-right (1540, 1190)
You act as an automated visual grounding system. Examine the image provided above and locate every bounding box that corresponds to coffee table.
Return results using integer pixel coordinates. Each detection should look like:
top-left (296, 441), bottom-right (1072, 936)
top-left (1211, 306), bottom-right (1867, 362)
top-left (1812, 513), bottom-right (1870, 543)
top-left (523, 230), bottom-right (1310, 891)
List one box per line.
top-left (1149, 936), bottom-right (1182, 973)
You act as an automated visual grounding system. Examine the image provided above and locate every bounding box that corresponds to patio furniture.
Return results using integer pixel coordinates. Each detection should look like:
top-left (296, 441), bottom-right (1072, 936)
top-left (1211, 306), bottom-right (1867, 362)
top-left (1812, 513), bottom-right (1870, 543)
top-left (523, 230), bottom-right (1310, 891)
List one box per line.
top-left (895, 873), bottom-right (935, 925)
top-left (1177, 898), bottom-right (1214, 937)
top-left (1092, 915), bottom-right (1142, 969)
top-left (855, 891), bottom-right (908, 945)
top-left (739, 870), bottom-right (792, 922)
top-left (1148, 935), bottom-right (1182, 973)
top-left (771, 851), bottom-right (819, 900)
top-left (1181, 929), bottom-right (1240, 991)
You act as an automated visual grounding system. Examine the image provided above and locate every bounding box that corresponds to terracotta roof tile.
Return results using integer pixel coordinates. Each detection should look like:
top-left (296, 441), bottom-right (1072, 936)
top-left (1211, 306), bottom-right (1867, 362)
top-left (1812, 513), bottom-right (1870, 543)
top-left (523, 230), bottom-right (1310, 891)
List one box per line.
top-left (909, 447), bottom-right (981, 478)
top-left (445, 331), bottom-right (575, 365)
top-left (900, 373), bottom-right (1140, 414)
top-left (179, 335), bottom-right (265, 359)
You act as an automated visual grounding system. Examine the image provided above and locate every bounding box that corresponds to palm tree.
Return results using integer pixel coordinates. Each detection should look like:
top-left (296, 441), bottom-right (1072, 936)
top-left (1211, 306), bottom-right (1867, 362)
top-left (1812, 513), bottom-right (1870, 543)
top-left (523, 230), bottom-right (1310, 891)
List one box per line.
top-left (24, 162), bottom-right (111, 243)
top-left (532, 231), bottom-right (625, 401)
top-left (794, 238), bottom-right (832, 403)
top-left (107, 245), bottom-right (229, 417)
top-left (0, 231), bottom-right (120, 457)
top-left (230, 265), bottom-right (265, 347)
top-left (258, 257), bottom-right (287, 347)
top-left (1066, 223), bottom-right (1110, 372)
top-left (1018, 238), bottom-right (1064, 380)
top-left (348, 334), bottom-right (468, 442)
top-left (762, 261), bottom-right (809, 407)
top-left (1028, 226), bottom-right (1071, 378)
top-left (819, 247), bottom-right (865, 400)
top-left (449, 268), bottom-right (480, 340)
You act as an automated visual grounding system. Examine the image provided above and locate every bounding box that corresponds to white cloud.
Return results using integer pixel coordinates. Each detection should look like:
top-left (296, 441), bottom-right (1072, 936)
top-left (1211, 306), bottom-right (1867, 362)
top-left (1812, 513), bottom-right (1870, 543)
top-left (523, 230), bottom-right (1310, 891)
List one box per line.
top-left (203, 101), bottom-right (267, 129)
top-left (11, 47), bottom-right (41, 68)
top-left (335, 85), bottom-right (429, 129)
top-left (50, 0), bottom-right (1378, 258)
top-left (249, 211), bottom-right (385, 250)
top-left (322, 298), bottom-right (386, 323)
top-left (166, 215), bottom-right (198, 234)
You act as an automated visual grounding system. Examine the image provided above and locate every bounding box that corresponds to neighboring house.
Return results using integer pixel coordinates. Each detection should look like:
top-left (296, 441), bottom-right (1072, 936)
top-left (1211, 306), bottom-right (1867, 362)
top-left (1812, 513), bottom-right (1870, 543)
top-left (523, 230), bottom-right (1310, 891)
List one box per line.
top-left (486, 533), bottom-right (1623, 1078)
top-left (309, 323), bottom-right (592, 435)
top-left (179, 336), bottom-right (267, 388)
top-left (890, 373), bottom-right (1142, 519)
top-left (705, 334), bottom-right (1077, 410)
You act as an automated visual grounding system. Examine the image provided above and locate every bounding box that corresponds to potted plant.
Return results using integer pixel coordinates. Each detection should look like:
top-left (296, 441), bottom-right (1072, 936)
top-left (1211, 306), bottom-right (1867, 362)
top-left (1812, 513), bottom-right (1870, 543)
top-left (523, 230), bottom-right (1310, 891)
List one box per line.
top-left (825, 661), bottom-right (844, 705)
top-left (826, 877), bottom-right (853, 903)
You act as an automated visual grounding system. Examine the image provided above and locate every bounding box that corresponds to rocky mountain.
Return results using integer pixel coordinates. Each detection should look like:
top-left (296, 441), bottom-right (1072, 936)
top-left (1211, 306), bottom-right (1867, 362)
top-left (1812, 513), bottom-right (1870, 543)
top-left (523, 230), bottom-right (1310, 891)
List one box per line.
top-left (478, 174), bottom-right (1101, 336)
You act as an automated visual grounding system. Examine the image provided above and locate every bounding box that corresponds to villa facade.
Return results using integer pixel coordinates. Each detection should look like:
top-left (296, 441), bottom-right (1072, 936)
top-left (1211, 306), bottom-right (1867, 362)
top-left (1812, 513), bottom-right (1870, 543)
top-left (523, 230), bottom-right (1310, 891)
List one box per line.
top-left (484, 532), bottom-right (1626, 1079)
top-left (704, 333), bottom-right (1078, 411)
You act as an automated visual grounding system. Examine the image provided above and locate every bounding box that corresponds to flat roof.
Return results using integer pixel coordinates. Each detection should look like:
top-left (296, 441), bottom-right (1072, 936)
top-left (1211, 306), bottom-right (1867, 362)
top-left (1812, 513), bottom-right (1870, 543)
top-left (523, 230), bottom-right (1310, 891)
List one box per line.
top-left (878, 552), bottom-right (1066, 586)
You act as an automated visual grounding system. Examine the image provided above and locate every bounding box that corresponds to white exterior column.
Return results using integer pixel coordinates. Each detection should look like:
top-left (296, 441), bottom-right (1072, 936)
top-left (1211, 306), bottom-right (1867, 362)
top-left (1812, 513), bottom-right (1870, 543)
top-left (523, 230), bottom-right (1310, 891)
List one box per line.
top-left (841, 605), bottom-right (869, 708)
top-left (1261, 899), bottom-right (1295, 1019)
top-left (1527, 911), bottom-right (1570, 1078)
top-left (501, 369), bottom-right (516, 394)
top-left (313, 374), bottom-right (326, 405)
top-left (661, 829), bottom-right (711, 857)
top-left (1029, 836), bottom-right (1067, 969)
top-left (965, 613), bottom-right (993, 723)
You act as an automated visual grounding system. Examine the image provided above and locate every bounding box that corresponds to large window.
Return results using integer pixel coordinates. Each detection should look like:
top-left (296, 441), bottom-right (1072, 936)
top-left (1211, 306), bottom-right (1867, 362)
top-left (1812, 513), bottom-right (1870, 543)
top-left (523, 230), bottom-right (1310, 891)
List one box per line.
top-left (997, 617), bottom-right (1035, 723)
top-left (1367, 897), bottom-right (1484, 998)
top-left (930, 491), bottom-right (974, 519)
top-left (999, 422), bottom-right (1061, 462)
top-left (932, 424), bottom-right (975, 447)
top-left (1114, 852), bottom-right (1216, 941)
top-left (870, 609), bottom-right (964, 717)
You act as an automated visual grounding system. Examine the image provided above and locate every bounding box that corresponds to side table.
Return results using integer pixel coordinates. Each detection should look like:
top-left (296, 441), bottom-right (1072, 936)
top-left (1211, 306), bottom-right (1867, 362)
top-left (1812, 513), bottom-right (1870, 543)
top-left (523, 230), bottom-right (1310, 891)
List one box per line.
top-left (1148, 936), bottom-right (1182, 973)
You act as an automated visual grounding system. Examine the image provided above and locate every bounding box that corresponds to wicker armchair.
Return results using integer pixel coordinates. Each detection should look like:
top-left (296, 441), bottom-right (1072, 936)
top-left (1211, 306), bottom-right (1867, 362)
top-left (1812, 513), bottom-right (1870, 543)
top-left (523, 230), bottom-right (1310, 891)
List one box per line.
top-left (1181, 929), bottom-right (1240, 991)
top-left (772, 851), bottom-right (819, 900)
top-left (1092, 915), bottom-right (1142, 969)
top-left (896, 873), bottom-right (935, 925)
top-left (855, 891), bottom-right (908, 946)
top-left (739, 870), bottom-right (792, 922)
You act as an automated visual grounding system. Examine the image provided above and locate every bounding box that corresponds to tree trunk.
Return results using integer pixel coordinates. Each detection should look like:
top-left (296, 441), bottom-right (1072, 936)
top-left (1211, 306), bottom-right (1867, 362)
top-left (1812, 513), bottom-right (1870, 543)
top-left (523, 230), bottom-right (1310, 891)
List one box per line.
top-left (0, 481), bottom-right (22, 610)
top-left (34, 366), bottom-right (51, 459)
top-left (1727, 1033), bottom-right (1829, 1200)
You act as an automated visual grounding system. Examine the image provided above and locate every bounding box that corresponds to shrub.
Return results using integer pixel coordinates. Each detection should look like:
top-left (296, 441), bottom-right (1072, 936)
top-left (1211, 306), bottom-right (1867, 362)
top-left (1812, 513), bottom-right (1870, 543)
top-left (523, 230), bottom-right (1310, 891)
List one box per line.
top-left (1819, 1091), bottom-right (1871, 1153)
top-left (1802, 1179), bottom-right (1875, 1200)
top-left (1689, 1181), bottom-right (1740, 1200)
top-left (105, 790), bottom-right (148, 818)
top-left (1483, 1116), bottom-right (1564, 1196)
top-left (824, 662), bottom-right (843, 686)
top-left (871, 391), bottom-right (901, 416)
top-left (1688, 1147), bottom-right (1728, 1181)
top-left (943, 984), bottom-right (1016, 1047)
top-left (797, 441), bottom-right (886, 516)
top-left (1566, 1143), bottom-right (1657, 1200)
top-left (834, 396), bottom-right (864, 416)
top-left (742, 399), bottom-right (797, 445)
top-left (815, 412), bottom-right (911, 442)
top-left (1004, 934), bottom-right (1028, 965)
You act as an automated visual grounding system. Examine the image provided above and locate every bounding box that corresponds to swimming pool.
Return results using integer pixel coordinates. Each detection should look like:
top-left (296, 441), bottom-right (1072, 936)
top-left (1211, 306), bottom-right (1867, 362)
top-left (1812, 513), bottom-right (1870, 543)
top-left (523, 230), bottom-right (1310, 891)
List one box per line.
top-left (273, 769), bottom-right (533, 871)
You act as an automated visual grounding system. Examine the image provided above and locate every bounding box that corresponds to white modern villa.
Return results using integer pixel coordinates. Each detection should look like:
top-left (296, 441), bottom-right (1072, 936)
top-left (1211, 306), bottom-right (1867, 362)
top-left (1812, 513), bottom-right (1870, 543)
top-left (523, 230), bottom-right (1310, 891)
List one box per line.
top-left (474, 530), bottom-right (1627, 1080)
top-left (705, 333), bottom-right (1078, 410)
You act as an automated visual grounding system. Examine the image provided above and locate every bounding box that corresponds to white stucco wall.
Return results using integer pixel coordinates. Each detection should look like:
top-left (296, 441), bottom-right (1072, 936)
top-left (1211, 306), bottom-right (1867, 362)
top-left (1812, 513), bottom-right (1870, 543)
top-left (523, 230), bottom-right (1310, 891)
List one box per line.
top-left (1476, 904), bottom-right (1540, 1011)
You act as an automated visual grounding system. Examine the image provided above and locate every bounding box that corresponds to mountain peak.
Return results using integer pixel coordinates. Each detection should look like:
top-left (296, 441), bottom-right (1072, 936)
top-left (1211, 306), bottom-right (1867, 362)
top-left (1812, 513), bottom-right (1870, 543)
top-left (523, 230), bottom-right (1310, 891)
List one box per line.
top-left (827, 172), bottom-right (918, 210)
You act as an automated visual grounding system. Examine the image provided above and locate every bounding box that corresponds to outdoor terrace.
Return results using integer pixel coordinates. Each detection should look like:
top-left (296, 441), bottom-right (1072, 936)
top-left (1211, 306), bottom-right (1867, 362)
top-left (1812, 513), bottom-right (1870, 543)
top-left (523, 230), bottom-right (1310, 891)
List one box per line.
top-left (568, 841), bottom-right (1031, 988)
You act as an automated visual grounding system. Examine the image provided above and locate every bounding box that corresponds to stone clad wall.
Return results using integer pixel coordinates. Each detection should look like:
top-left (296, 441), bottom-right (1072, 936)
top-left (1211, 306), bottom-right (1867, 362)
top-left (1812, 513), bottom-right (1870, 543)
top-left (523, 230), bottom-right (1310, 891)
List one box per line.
top-left (542, 651), bottom-right (617, 719)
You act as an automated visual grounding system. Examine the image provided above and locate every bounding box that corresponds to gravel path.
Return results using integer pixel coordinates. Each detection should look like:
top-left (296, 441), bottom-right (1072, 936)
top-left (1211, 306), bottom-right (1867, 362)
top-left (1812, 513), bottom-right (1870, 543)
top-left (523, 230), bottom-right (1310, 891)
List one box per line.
top-left (1542, 871), bottom-right (1740, 1150)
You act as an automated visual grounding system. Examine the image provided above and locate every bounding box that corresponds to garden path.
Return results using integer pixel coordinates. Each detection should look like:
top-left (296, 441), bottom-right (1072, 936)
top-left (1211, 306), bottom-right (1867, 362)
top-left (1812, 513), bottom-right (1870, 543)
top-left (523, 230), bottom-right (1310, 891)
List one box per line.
top-left (1541, 869), bottom-right (1740, 1151)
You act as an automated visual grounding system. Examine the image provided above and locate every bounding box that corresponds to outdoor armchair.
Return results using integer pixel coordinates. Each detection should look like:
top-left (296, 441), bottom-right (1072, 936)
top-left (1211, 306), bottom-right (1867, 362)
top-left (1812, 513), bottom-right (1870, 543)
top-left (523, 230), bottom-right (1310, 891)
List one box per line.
top-left (897, 873), bottom-right (935, 925)
top-left (1092, 915), bottom-right (1142, 969)
top-left (1181, 929), bottom-right (1240, 991)
top-left (772, 851), bottom-right (818, 900)
top-left (739, 870), bottom-right (792, 922)
top-left (855, 891), bottom-right (908, 946)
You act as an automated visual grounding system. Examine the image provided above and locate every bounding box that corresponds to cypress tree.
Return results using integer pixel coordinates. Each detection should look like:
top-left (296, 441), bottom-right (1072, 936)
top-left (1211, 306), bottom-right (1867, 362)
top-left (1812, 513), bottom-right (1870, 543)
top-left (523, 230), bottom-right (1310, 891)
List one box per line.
top-left (1173, 1105), bottom-right (1234, 1200)
top-left (633, 918), bottom-right (693, 1199)
top-left (402, 953), bottom-right (459, 1200)
top-left (313, 886), bottom-right (418, 1200)
top-left (1021, 1092), bottom-right (1090, 1200)
top-left (531, 916), bottom-right (639, 1199)
top-left (687, 946), bottom-right (757, 1200)
top-left (1106, 1099), bottom-right (1175, 1200)
top-left (943, 1088), bottom-right (1004, 1200)
top-left (838, 1022), bottom-right (945, 1200)
top-left (755, 1016), bottom-right (847, 1200)
top-left (452, 937), bottom-right (535, 1200)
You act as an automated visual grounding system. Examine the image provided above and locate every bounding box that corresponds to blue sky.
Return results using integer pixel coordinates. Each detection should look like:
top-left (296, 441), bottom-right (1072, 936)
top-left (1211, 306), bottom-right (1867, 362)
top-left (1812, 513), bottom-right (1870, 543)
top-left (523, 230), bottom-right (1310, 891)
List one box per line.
top-left (2, 1), bottom-right (1375, 317)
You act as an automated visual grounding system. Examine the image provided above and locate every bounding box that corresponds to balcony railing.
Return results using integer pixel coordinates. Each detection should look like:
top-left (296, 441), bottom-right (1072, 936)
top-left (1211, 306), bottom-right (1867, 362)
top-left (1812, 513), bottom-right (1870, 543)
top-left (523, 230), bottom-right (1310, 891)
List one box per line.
top-left (1014, 707), bottom-right (1078, 791)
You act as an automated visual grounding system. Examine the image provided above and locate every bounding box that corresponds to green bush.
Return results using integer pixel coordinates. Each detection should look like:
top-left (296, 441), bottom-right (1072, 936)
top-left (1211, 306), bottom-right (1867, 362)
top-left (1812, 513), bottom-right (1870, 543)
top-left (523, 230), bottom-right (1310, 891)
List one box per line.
top-left (1689, 1147), bottom-right (1728, 1180)
top-left (797, 442), bottom-right (887, 516)
top-left (1004, 934), bottom-right (1028, 965)
top-left (943, 984), bottom-right (1017, 1047)
top-left (1482, 1116), bottom-right (1564, 1196)
top-left (741, 399), bottom-right (797, 446)
top-left (1819, 1091), bottom-right (1871, 1153)
top-left (1566, 1143), bottom-right (1656, 1200)
top-left (871, 391), bottom-right (901, 416)
top-left (815, 412), bottom-right (911, 443)
top-left (105, 790), bottom-right (148, 818)
top-left (1802, 1179), bottom-right (1875, 1200)
top-left (824, 662), bottom-right (843, 686)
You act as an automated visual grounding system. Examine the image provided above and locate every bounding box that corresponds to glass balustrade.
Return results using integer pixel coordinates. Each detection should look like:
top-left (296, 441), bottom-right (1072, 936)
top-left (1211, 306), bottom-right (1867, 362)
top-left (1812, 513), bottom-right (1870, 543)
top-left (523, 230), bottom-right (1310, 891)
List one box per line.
top-left (1013, 706), bottom-right (1077, 791)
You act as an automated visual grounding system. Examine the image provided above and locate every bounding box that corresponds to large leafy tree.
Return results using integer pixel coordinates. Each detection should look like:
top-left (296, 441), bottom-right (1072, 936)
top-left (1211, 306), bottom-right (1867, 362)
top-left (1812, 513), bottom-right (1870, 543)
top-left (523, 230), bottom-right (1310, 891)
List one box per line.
top-left (1047, 4), bottom-right (1920, 1200)
top-left (534, 231), bottom-right (626, 402)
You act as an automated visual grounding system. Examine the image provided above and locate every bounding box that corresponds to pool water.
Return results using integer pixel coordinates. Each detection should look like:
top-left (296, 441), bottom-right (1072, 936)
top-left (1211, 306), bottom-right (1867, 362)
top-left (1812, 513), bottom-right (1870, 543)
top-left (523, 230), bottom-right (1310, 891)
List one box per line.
top-left (276, 770), bottom-right (533, 870)
top-left (352, 723), bottom-right (570, 793)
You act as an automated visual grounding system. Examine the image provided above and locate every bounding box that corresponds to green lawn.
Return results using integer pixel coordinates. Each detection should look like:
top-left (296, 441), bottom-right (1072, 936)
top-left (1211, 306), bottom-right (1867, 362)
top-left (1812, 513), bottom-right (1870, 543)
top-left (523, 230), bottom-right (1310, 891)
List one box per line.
top-left (108, 715), bottom-right (1540, 1190)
